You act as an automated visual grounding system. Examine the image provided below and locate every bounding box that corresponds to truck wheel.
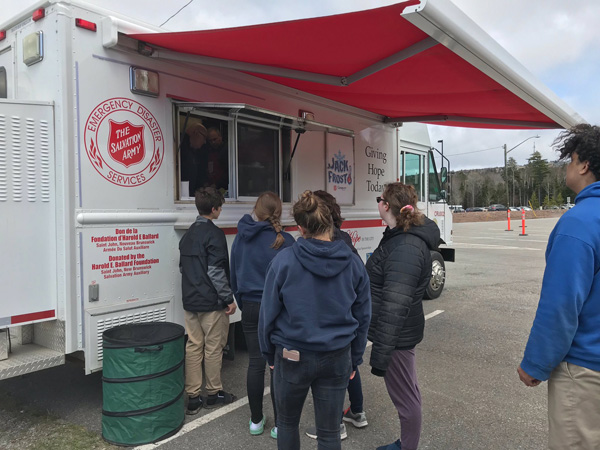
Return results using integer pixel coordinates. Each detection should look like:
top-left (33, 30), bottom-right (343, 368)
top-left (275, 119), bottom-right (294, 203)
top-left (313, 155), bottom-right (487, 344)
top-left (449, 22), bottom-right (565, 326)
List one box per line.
top-left (424, 251), bottom-right (445, 300)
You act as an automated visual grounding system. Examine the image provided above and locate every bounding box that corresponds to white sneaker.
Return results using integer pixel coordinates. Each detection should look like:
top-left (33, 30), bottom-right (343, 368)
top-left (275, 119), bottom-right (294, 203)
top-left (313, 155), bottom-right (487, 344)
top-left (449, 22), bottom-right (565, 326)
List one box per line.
top-left (305, 423), bottom-right (347, 440)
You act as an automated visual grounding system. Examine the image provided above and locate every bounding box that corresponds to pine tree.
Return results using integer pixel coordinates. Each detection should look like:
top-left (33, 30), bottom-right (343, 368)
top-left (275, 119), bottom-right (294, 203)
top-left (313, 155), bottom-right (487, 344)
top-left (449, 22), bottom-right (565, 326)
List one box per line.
top-left (530, 191), bottom-right (540, 209)
top-left (543, 194), bottom-right (551, 209)
top-left (555, 192), bottom-right (564, 207)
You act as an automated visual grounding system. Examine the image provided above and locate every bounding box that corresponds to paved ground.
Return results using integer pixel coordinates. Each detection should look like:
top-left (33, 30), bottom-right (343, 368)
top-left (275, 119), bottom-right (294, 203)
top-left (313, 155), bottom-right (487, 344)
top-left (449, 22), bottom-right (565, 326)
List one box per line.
top-left (0, 218), bottom-right (559, 449)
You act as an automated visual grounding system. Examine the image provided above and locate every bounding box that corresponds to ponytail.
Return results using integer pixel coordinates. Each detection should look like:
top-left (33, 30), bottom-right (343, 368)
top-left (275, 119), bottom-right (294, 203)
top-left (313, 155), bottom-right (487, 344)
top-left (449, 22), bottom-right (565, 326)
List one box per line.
top-left (383, 183), bottom-right (424, 231)
top-left (253, 191), bottom-right (286, 249)
top-left (267, 215), bottom-right (285, 249)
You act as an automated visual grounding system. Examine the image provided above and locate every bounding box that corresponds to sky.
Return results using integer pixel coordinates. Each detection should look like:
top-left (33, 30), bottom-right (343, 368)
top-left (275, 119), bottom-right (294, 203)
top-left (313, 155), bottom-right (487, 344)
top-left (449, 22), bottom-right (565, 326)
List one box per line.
top-left (3, 0), bottom-right (599, 170)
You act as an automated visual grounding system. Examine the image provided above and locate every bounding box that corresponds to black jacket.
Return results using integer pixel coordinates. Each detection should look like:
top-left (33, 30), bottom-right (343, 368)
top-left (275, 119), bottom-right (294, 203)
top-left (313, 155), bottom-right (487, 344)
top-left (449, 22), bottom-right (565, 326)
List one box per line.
top-left (333, 227), bottom-right (359, 256)
top-left (179, 216), bottom-right (234, 312)
top-left (366, 217), bottom-right (440, 375)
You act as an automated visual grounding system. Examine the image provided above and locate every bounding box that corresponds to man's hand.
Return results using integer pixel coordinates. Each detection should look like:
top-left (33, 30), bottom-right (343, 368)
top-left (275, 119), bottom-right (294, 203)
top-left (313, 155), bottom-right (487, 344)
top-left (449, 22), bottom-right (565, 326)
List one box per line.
top-left (225, 303), bottom-right (237, 316)
top-left (518, 366), bottom-right (542, 387)
top-left (350, 370), bottom-right (356, 380)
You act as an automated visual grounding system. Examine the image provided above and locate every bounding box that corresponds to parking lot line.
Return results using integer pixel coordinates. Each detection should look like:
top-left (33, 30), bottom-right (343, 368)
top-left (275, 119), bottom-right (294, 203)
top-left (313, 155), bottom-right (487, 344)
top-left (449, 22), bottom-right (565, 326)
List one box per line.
top-left (466, 236), bottom-right (548, 243)
top-left (451, 243), bottom-right (541, 251)
top-left (425, 310), bottom-right (444, 320)
top-left (134, 310), bottom-right (445, 449)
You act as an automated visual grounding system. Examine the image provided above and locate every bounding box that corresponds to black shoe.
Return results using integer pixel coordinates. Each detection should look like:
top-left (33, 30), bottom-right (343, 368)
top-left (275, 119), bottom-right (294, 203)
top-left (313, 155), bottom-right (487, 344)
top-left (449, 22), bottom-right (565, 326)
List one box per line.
top-left (186, 395), bottom-right (203, 415)
top-left (204, 390), bottom-right (237, 409)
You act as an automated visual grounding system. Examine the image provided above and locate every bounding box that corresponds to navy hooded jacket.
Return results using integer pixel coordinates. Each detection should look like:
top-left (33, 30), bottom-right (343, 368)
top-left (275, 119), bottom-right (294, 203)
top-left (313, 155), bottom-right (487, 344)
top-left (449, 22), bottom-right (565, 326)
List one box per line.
top-left (230, 214), bottom-right (295, 307)
top-left (259, 237), bottom-right (371, 368)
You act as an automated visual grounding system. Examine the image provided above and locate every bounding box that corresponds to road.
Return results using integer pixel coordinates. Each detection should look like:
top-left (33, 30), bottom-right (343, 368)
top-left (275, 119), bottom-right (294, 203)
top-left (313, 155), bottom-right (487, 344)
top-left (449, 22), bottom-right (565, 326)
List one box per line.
top-left (0, 218), bottom-right (557, 449)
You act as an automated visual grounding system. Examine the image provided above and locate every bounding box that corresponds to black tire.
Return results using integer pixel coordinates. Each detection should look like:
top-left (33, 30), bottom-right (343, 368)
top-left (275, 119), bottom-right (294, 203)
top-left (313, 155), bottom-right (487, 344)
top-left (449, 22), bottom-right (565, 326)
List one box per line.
top-left (424, 251), bottom-right (445, 300)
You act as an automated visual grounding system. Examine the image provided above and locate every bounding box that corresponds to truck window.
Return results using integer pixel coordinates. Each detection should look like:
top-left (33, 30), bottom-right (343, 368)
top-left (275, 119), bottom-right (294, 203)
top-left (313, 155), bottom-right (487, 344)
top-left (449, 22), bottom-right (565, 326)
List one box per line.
top-left (176, 104), bottom-right (292, 202)
top-left (403, 151), bottom-right (425, 202)
top-left (179, 113), bottom-right (230, 197)
top-left (237, 122), bottom-right (279, 197)
top-left (428, 151), bottom-right (443, 201)
top-left (0, 67), bottom-right (6, 98)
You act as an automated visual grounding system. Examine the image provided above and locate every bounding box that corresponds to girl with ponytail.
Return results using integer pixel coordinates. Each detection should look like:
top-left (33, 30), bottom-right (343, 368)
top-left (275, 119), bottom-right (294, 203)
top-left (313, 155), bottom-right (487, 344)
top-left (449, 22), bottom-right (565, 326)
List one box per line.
top-left (230, 191), bottom-right (294, 438)
top-left (259, 190), bottom-right (371, 450)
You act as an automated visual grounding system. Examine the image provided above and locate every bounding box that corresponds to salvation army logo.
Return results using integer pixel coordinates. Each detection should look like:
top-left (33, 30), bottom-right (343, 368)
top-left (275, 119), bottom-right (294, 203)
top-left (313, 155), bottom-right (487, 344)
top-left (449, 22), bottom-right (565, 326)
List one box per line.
top-left (108, 120), bottom-right (145, 168)
top-left (84, 98), bottom-right (164, 187)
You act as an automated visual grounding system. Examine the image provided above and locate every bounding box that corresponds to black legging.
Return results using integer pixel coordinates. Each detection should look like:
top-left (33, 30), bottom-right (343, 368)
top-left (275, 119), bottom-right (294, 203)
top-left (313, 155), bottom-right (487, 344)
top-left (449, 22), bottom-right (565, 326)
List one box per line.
top-left (242, 301), bottom-right (277, 425)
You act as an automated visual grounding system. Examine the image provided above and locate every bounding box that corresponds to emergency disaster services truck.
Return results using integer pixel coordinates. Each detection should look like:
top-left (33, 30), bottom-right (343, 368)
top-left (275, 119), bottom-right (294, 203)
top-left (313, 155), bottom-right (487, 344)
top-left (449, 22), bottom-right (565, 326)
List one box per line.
top-left (0, 0), bottom-right (583, 379)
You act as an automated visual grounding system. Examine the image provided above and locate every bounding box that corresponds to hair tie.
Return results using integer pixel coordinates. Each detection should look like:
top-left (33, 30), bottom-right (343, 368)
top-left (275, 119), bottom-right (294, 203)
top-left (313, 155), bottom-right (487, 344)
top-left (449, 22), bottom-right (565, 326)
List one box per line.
top-left (400, 205), bottom-right (414, 213)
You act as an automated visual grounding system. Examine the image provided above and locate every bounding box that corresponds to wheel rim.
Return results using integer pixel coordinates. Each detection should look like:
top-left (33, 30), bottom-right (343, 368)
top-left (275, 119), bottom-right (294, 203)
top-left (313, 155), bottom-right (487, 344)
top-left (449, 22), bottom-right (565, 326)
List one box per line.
top-left (430, 260), bottom-right (445, 291)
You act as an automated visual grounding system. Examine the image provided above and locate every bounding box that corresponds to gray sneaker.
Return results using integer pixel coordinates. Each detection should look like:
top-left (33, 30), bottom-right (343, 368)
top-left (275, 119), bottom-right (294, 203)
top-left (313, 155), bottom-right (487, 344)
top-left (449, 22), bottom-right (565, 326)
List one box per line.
top-left (342, 407), bottom-right (368, 428)
top-left (305, 423), bottom-right (347, 440)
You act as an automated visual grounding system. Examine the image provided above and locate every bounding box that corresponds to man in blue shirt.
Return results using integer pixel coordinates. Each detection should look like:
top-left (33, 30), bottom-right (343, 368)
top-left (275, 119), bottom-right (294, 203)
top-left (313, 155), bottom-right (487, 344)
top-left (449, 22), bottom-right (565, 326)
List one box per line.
top-left (518, 124), bottom-right (600, 449)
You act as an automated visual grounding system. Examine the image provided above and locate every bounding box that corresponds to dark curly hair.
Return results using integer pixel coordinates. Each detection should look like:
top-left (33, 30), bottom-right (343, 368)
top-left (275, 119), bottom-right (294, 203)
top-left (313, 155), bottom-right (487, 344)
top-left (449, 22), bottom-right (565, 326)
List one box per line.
top-left (554, 124), bottom-right (600, 181)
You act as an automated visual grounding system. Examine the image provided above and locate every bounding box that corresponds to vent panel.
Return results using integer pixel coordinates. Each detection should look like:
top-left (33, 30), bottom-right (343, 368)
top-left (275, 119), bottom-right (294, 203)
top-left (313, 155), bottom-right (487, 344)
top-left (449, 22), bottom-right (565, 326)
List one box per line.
top-left (95, 307), bottom-right (168, 362)
top-left (0, 115), bottom-right (6, 202)
top-left (40, 120), bottom-right (50, 202)
top-left (11, 116), bottom-right (22, 202)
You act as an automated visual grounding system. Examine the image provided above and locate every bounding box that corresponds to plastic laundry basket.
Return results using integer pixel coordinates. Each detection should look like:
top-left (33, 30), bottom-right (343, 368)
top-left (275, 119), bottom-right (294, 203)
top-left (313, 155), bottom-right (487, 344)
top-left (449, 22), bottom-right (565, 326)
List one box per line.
top-left (101, 322), bottom-right (185, 446)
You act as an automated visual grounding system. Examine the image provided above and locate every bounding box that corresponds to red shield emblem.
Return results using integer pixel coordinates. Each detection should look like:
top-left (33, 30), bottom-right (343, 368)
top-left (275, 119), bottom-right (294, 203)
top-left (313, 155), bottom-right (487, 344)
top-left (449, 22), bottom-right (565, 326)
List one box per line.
top-left (107, 120), bottom-right (145, 168)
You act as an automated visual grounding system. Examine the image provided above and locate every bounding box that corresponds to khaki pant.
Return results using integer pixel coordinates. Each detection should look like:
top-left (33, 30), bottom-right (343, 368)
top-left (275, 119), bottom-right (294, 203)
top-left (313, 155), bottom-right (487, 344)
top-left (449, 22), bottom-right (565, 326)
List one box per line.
top-left (548, 361), bottom-right (600, 449)
top-left (184, 309), bottom-right (230, 397)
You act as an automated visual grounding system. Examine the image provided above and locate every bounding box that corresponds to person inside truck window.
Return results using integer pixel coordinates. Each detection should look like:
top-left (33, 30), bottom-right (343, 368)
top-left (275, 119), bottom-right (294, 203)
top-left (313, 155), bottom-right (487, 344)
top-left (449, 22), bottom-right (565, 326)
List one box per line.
top-left (180, 123), bottom-right (208, 197)
top-left (203, 127), bottom-right (229, 193)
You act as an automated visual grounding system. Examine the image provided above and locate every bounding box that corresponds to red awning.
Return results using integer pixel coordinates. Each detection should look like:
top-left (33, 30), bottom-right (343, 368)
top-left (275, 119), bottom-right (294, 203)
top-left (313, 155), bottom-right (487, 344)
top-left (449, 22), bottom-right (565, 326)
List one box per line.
top-left (129, 1), bottom-right (582, 129)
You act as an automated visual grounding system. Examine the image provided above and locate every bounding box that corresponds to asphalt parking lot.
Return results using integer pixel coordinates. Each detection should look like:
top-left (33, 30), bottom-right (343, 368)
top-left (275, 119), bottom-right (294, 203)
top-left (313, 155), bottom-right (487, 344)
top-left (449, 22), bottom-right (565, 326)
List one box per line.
top-left (0, 218), bottom-right (558, 450)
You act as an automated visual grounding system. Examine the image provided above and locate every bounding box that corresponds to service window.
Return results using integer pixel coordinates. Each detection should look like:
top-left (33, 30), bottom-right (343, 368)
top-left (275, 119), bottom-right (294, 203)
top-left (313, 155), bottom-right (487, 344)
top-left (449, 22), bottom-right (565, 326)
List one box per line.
top-left (177, 110), bottom-right (230, 198)
top-left (175, 103), bottom-right (292, 202)
top-left (174, 102), bottom-right (351, 205)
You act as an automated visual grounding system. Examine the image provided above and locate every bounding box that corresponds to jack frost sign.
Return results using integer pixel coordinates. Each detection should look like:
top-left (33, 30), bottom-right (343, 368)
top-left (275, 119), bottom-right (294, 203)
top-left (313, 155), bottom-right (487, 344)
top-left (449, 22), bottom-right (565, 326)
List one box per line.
top-left (84, 98), bottom-right (164, 187)
top-left (326, 133), bottom-right (354, 205)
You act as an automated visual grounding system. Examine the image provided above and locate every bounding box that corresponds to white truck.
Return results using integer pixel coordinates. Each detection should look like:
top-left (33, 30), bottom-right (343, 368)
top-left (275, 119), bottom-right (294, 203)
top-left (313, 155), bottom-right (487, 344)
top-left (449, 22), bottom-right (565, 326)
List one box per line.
top-left (0, 0), bottom-right (582, 379)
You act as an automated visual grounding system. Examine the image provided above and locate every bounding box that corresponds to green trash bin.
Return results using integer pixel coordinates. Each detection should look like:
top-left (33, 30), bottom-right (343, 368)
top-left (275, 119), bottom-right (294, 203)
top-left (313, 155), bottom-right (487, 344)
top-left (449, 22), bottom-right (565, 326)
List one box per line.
top-left (102, 322), bottom-right (185, 446)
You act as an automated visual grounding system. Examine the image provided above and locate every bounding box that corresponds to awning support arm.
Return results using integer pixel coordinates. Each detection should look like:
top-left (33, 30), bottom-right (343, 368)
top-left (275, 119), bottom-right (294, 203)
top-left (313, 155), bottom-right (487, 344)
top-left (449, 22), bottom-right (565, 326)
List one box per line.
top-left (137, 36), bottom-right (437, 87)
top-left (385, 115), bottom-right (563, 129)
top-left (344, 37), bottom-right (438, 85)
top-left (145, 44), bottom-right (345, 86)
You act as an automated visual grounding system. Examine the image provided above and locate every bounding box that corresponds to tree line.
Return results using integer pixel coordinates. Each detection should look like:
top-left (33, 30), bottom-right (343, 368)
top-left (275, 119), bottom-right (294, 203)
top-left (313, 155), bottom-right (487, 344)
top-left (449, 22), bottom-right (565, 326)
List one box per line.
top-left (449, 151), bottom-right (575, 209)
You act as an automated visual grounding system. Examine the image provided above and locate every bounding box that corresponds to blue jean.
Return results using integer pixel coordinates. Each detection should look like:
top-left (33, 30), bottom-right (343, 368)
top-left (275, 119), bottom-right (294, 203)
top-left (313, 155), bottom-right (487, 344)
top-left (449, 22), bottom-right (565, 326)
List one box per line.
top-left (347, 367), bottom-right (363, 414)
top-left (274, 345), bottom-right (352, 450)
top-left (241, 301), bottom-right (276, 424)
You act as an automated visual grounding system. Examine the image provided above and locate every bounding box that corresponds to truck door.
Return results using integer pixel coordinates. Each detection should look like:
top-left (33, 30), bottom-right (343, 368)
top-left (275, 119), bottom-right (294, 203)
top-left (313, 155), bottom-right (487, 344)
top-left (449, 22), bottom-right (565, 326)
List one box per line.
top-left (0, 101), bottom-right (57, 328)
